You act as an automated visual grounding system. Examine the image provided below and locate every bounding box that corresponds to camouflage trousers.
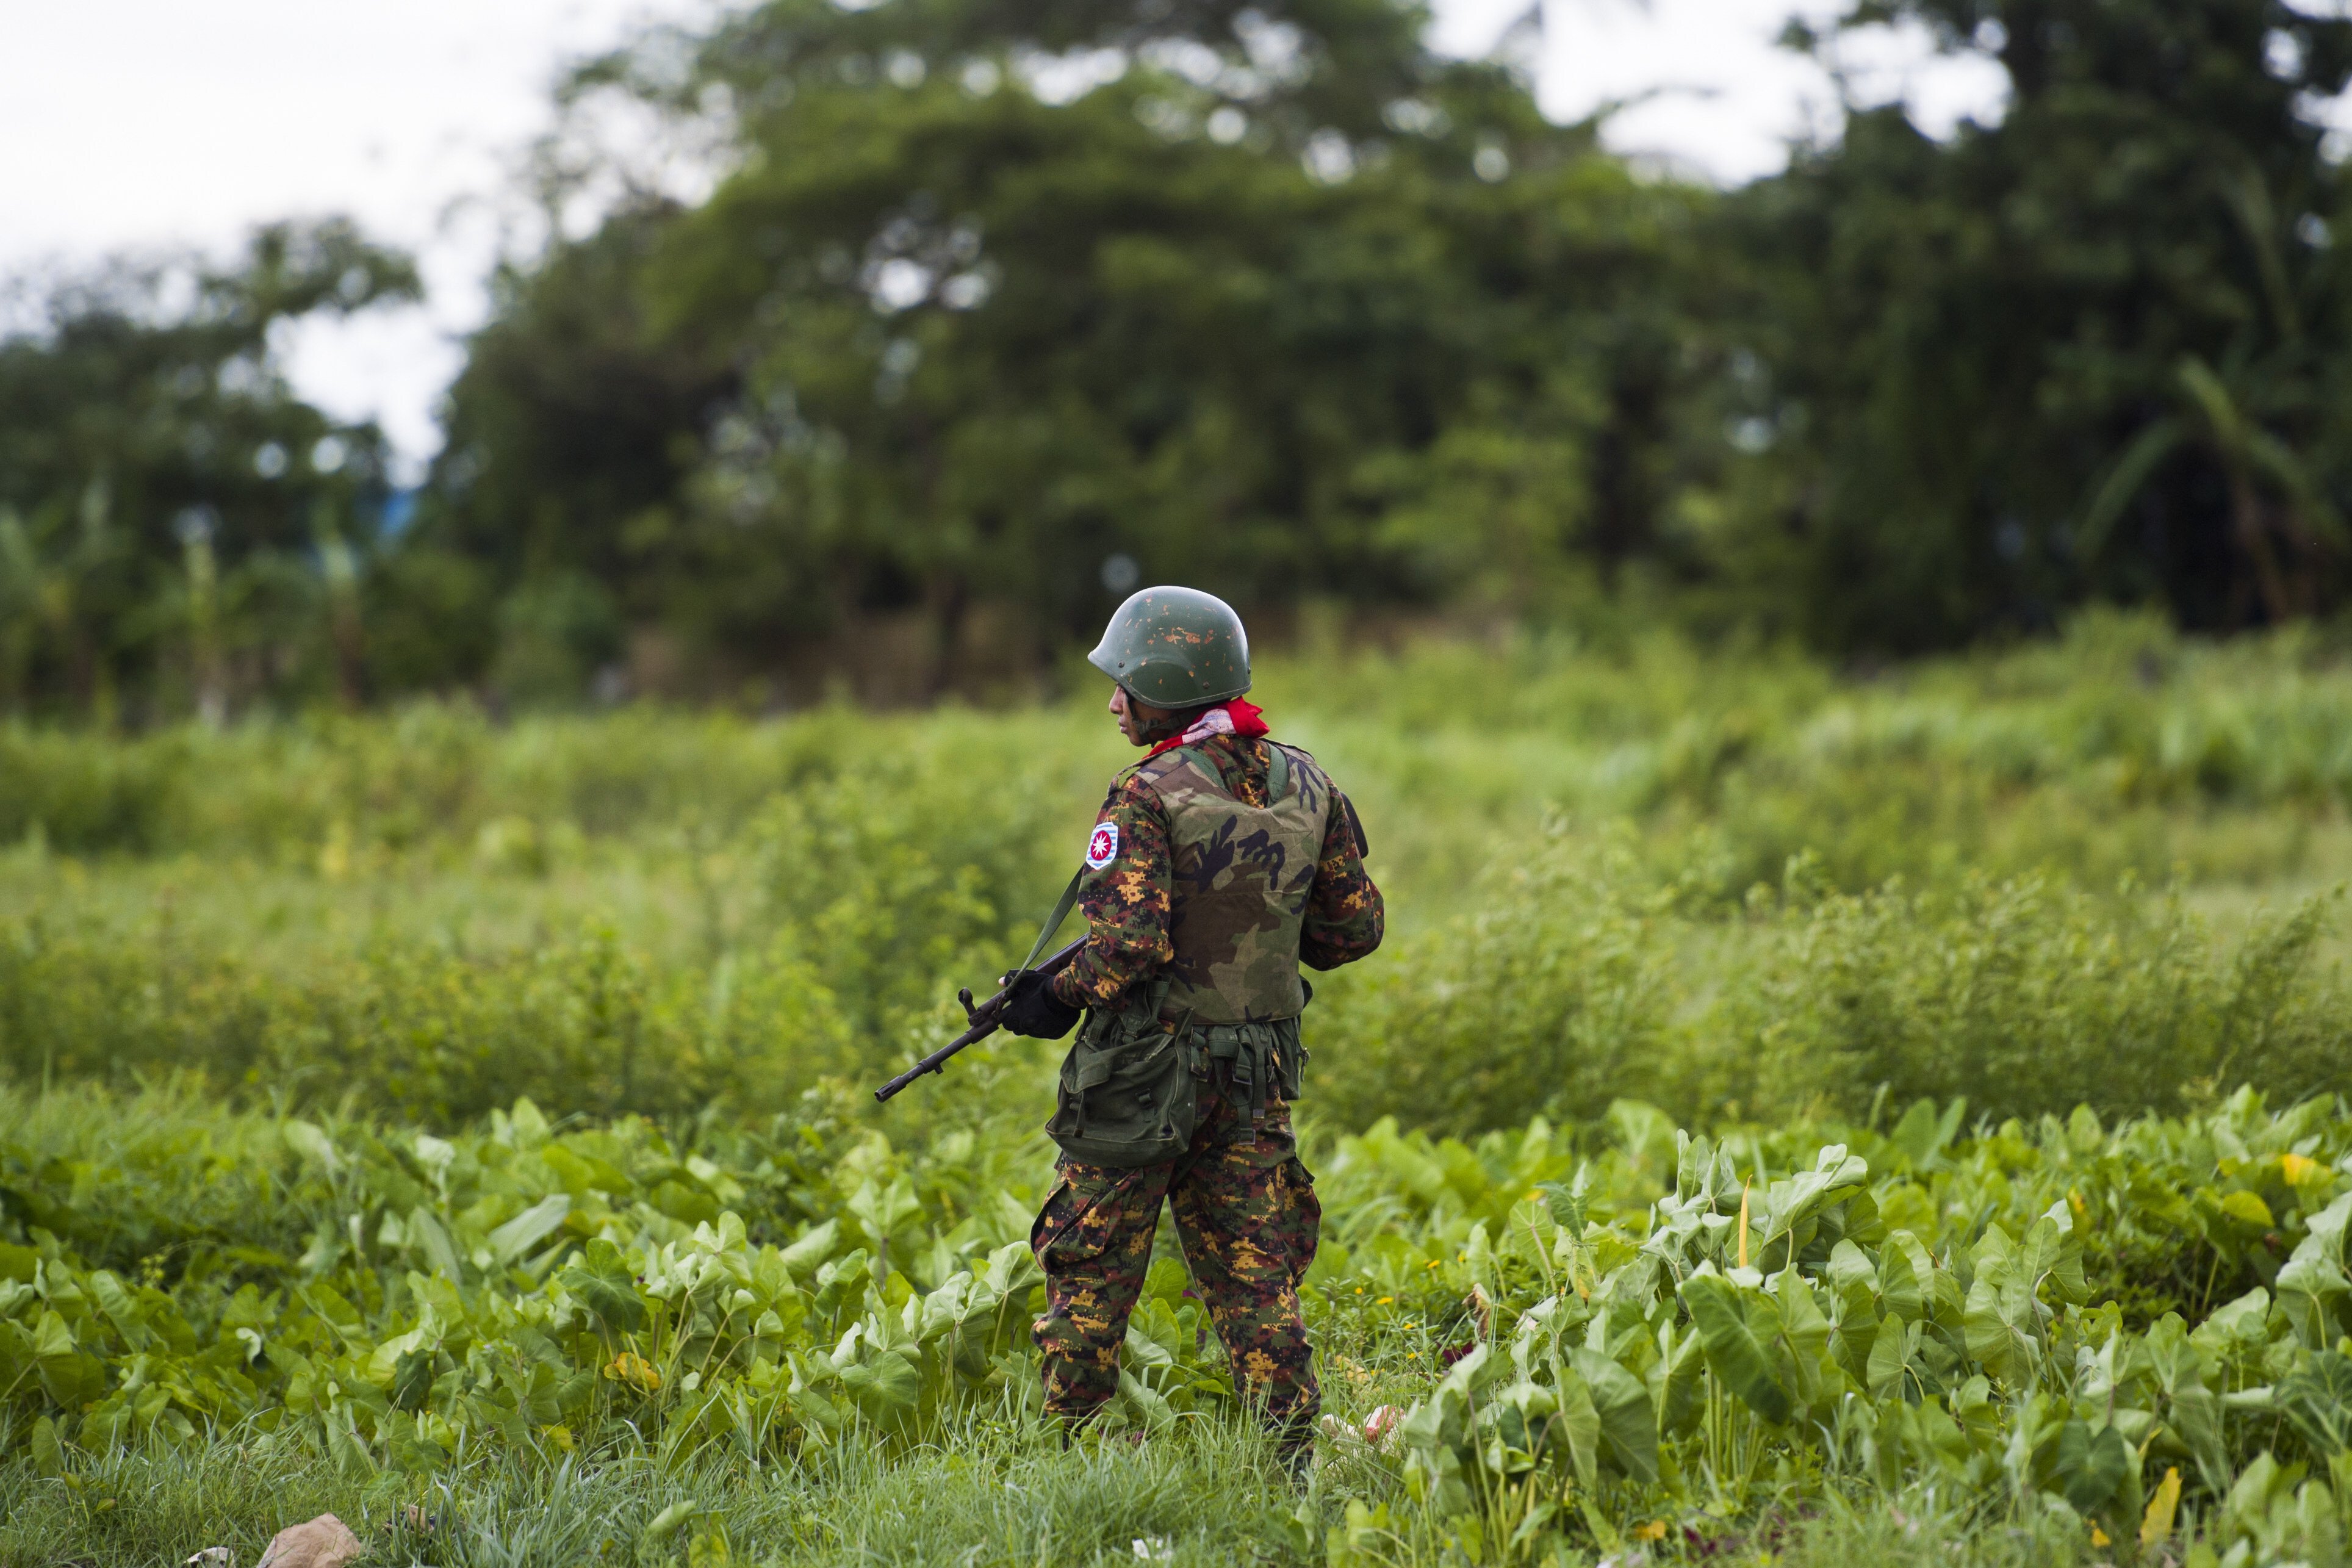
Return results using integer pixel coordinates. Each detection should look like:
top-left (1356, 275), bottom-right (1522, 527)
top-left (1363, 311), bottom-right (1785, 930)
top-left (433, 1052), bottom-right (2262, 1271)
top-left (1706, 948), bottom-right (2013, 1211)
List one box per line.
top-left (1029, 1077), bottom-right (1322, 1450)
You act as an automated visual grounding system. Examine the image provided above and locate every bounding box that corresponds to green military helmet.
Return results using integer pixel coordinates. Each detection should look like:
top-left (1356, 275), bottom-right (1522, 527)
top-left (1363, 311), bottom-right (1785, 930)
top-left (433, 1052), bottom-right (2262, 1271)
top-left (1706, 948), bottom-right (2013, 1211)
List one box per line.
top-left (1088, 586), bottom-right (1251, 708)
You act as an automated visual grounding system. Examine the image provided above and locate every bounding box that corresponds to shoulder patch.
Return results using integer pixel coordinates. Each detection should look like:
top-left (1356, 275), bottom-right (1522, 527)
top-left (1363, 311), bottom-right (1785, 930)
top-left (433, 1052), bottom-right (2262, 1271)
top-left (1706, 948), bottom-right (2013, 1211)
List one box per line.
top-left (1085, 822), bottom-right (1120, 869)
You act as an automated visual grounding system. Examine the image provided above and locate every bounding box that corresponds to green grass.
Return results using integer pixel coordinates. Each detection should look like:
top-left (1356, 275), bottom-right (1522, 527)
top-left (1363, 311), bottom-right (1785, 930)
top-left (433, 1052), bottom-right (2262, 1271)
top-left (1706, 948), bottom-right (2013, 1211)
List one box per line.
top-left (0, 1420), bottom-right (2103, 1567)
top-left (10, 616), bottom-right (2352, 1563)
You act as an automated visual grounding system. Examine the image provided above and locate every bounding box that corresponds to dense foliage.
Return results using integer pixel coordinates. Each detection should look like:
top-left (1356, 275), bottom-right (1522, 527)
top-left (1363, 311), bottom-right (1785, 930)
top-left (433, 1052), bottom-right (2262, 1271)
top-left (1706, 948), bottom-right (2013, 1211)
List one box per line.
top-left (414, 0), bottom-right (1716, 702)
top-left (0, 223), bottom-right (419, 721)
top-left (4, 619), bottom-right (2350, 1135)
top-left (1736, 0), bottom-right (2352, 647)
top-left (13, 1080), bottom-right (2352, 1564)
top-left (0, 624), bottom-right (2348, 1558)
top-left (12, 0), bottom-right (2352, 716)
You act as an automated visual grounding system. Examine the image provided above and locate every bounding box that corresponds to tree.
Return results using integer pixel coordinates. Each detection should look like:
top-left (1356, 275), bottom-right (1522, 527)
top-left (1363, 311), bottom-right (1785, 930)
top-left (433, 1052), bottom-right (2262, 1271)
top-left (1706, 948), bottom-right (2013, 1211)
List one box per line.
top-left (1718, 0), bottom-right (2352, 646)
top-left (0, 220), bottom-right (418, 719)
top-left (418, 0), bottom-right (1718, 697)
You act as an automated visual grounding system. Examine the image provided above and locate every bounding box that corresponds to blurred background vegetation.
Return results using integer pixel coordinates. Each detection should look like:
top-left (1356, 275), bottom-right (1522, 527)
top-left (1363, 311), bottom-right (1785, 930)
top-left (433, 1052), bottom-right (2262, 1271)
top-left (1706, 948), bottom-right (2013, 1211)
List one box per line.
top-left (4, 615), bottom-right (2349, 1140)
top-left (9, 0), bottom-right (2352, 721)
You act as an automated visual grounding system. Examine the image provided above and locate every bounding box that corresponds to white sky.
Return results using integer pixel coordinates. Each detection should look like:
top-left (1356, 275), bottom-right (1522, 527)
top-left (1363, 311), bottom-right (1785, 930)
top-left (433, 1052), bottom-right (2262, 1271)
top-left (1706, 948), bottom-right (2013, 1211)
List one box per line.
top-left (0, 0), bottom-right (2008, 480)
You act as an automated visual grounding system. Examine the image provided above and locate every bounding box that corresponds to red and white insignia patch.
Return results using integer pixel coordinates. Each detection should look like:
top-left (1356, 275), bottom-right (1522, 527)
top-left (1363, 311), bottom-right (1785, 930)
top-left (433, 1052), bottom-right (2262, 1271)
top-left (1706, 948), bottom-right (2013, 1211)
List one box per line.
top-left (1085, 823), bottom-right (1120, 869)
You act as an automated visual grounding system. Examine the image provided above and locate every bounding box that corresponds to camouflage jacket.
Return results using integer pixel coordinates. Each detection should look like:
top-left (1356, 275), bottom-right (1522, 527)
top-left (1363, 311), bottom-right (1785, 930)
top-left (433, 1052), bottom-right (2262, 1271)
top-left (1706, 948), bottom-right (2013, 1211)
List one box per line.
top-left (1049, 733), bottom-right (1383, 1013)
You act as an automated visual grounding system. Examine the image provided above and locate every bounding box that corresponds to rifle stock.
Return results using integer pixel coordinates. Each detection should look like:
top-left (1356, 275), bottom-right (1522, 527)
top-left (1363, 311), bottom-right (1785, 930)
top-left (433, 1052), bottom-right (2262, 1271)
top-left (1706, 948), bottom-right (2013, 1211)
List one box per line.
top-left (872, 936), bottom-right (1087, 1102)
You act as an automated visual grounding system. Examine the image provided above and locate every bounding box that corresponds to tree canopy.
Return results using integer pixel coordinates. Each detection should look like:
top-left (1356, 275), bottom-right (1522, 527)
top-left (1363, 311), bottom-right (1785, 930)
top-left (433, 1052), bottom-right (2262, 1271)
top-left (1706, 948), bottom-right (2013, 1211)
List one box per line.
top-left (0, 221), bottom-right (415, 719)
top-left (412, 0), bottom-right (1714, 699)
top-left (1729, 0), bottom-right (2352, 647)
top-left (7, 0), bottom-right (2352, 717)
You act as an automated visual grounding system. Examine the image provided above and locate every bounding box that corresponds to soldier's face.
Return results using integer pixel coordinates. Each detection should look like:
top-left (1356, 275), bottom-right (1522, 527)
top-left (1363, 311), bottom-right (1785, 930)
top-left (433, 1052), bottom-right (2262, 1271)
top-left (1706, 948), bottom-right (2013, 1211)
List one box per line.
top-left (1109, 684), bottom-right (1171, 747)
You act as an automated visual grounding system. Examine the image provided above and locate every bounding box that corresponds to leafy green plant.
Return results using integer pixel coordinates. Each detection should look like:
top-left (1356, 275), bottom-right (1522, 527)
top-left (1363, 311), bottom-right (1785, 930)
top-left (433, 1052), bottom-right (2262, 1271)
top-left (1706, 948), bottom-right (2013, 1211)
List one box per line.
top-left (9, 1081), bottom-right (2352, 1562)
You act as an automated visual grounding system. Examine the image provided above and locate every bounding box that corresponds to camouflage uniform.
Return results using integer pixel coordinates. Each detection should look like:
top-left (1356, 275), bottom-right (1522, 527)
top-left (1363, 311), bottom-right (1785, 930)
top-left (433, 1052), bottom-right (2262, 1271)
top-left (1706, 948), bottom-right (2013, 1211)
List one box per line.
top-left (1049, 734), bottom-right (1383, 1012)
top-left (1031, 1081), bottom-right (1323, 1441)
top-left (1033, 731), bottom-right (1382, 1450)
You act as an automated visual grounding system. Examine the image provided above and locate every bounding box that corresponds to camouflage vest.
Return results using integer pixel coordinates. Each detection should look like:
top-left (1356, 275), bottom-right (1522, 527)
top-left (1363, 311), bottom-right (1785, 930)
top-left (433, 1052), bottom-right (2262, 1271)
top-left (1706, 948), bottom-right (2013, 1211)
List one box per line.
top-left (1127, 740), bottom-right (1331, 1025)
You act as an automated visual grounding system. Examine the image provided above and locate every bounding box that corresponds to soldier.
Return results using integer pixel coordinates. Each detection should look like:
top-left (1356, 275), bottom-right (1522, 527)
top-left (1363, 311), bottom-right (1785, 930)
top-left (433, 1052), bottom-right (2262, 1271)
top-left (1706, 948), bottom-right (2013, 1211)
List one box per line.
top-left (996, 585), bottom-right (1384, 1473)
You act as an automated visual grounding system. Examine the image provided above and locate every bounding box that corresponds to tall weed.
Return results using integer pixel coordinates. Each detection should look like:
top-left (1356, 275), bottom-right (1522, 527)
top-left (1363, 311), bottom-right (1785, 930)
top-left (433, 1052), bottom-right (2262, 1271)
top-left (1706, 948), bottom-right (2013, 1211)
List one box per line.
top-left (1309, 836), bottom-right (2351, 1136)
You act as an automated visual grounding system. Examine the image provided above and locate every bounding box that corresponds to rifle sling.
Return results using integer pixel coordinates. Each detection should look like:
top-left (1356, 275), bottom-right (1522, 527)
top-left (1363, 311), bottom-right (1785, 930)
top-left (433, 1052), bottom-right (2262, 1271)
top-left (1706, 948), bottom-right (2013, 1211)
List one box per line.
top-left (1018, 866), bottom-right (1088, 974)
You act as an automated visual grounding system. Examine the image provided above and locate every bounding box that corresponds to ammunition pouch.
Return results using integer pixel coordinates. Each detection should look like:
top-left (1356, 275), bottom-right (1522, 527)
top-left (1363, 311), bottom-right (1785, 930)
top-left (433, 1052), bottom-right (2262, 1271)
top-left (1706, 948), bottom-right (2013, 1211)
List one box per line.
top-left (1195, 1017), bottom-right (1306, 1136)
top-left (1045, 984), bottom-right (1307, 1168)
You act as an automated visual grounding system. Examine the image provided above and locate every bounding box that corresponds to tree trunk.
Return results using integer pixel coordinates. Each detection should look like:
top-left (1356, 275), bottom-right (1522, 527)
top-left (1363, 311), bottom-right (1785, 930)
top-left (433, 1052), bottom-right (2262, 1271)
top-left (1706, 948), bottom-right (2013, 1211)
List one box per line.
top-left (2229, 466), bottom-right (2295, 624)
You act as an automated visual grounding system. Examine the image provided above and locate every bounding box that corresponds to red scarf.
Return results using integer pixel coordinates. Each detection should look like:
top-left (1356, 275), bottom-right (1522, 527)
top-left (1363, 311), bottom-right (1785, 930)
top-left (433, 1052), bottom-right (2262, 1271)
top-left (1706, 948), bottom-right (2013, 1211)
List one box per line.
top-left (1145, 697), bottom-right (1268, 760)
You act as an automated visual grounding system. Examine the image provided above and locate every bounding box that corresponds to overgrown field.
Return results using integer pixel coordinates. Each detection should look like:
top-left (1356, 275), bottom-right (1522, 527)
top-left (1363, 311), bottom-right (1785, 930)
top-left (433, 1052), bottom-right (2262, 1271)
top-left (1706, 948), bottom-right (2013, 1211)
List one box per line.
top-left (10, 616), bottom-right (2352, 1564)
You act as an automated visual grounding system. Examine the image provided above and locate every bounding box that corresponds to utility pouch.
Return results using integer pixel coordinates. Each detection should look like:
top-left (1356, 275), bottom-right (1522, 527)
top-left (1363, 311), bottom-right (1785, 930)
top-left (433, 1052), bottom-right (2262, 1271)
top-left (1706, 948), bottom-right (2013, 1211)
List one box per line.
top-left (1046, 979), bottom-right (1198, 1167)
top-left (1272, 1015), bottom-right (1308, 1100)
top-left (1198, 1015), bottom-right (1307, 1134)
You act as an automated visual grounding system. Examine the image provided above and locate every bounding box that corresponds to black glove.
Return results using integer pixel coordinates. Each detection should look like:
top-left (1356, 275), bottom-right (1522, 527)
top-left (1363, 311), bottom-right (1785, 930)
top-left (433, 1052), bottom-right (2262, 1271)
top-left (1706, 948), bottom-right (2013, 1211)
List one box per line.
top-left (998, 969), bottom-right (1081, 1039)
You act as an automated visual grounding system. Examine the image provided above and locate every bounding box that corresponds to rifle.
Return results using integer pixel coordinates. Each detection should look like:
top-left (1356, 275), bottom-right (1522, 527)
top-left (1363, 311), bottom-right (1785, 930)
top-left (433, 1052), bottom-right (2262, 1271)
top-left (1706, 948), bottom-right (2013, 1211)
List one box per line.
top-left (873, 935), bottom-right (1087, 1102)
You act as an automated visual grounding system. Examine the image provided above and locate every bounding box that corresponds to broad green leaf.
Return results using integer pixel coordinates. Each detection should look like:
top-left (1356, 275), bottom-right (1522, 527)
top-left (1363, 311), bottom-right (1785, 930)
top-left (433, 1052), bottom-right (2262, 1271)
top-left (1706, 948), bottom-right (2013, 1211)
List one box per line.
top-left (2224, 1451), bottom-right (2288, 1533)
top-left (325, 1408), bottom-right (376, 1480)
top-left (2221, 1190), bottom-right (2276, 1230)
top-left (511, 1360), bottom-right (566, 1425)
top-left (1964, 1256), bottom-right (2037, 1384)
top-left (1757, 1145), bottom-right (1869, 1257)
top-left (405, 1206), bottom-right (465, 1281)
top-left (1651, 1320), bottom-right (1707, 1436)
top-left (1867, 1315), bottom-right (1918, 1401)
top-left (1437, 1340), bottom-right (1506, 1401)
top-left (487, 1193), bottom-right (571, 1268)
top-left (2275, 1250), bottom-right (2351, 1349)
top-left (506, 1098), bottom-right (552, 1147)
top-left (1680, 1272), bottom-right (1793, 1425)
top-left (1829, 1301), bottom-right (1880, 1385)
top-left (538, 1145), bottom-right (608, 1198)
top-left (2020, 1215), bottom-right (2087, 1306)
top-left (1888, 1098), bottom-right (1968, 1171)
top-left (1117, 1367), bottom-right (1178, 1432)
top-left (558, 1238), bottom-right (647, 1332)
top-left (1551, 1360), bottom-right (1602, 1488)
top-left (284, 1120), bottom-right (342, 1173)
top-left (1609, 1101), bottom-right (1676, 1174)
top-left (2279, 1350), bottom-right (2352, 1456)
top-left (2049, 1419), bottom-right (2132, 1514)
top-left (412, 1132), bottom-right (456, 1184)
top-left (839, 1348), bottom-right (922, 1418)
top-left (1121, 1304), bottom-right (1180, 1372)
top-left (1826, 1239), bottom-right (1877, 1297)
top-left (846, 1176), bottom-right (921, 1245)
top-left (29, 1416), bottom-right (64, 1478)
top-left (32, 1309), bottom-right (74, 1361)
top-left (1566, 1347), bottom-right (1658, 1483)
top-left (1774, 1270), bottom-right (1837, 1409)
top-left (779, 1219), bottom-right (841, 1279)
top-left (2165, 1384), bottom-right (2229, 1498)
top-left (1888, 1101), bottom-right (1939, 1170)
top-left (391, 1348), bottom-right (436, 1412)
top-left (384, 1409), bottom-right (445, 1476)
top-left (1876, 1232), bottom-right (1927, 1322)
top-left (85, 1270), bottom-right (153, 1351)
top-left (2192, 1286), bottom-right (2271, 1355)
top-left (1401, 1381), bottom-right (1469, 1456)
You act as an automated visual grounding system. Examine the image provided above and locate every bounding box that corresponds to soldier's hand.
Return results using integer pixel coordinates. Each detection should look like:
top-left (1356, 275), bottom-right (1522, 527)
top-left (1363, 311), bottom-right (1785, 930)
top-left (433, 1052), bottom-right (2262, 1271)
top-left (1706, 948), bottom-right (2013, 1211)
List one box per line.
top-left (998, 970), bottom-right (1081, 1039)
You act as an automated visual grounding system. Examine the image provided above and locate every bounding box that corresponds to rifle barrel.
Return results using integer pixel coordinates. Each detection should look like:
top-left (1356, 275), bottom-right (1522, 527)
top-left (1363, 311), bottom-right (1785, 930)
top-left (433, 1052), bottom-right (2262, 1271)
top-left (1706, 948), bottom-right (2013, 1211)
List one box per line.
top-left (872, 936), bottom-right (1086, 1103)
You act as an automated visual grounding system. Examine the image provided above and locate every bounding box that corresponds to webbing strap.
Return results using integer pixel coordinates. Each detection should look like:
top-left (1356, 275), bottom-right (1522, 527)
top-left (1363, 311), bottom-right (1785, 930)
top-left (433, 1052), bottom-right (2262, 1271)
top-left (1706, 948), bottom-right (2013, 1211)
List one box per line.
top-left (1200, 1023), bottom-right (1273, 1132)
top-left (1020, 867), bottom-right (1087, 973)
